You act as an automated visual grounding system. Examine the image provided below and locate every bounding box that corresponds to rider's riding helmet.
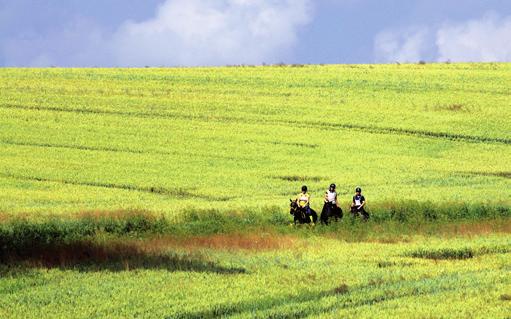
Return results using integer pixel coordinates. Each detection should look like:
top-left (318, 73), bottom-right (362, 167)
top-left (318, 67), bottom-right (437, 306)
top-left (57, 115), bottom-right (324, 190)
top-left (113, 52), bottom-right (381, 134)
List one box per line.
top-left (329, 183), bottom-right (336, 190)
top-left (301, 185), bottom-right (308, 192)
top-left (355, 187), bottom-right (362, 193)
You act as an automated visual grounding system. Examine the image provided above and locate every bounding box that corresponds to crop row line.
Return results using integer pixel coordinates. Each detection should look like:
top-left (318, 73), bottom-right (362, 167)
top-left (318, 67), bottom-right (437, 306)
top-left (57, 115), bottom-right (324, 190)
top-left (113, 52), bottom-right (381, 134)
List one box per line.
top-left (177, 270), bottom-right (490, 318)
top-left (461, 171), bottom-right (511, 180)
top-left (244, 139), bottom-right (319, 149)
top-left (0, 139), bottom-right (251, 161)
top-left (302, 121), bottom-right (511, 145)
top-left (0, 139), bottom-right (147, 155)
top-left (0, 172), bottom-right (233, 201)
top-left (2, 103), bottom-right (510, 145)
top-left (309, 270), bottom-right (497, 319)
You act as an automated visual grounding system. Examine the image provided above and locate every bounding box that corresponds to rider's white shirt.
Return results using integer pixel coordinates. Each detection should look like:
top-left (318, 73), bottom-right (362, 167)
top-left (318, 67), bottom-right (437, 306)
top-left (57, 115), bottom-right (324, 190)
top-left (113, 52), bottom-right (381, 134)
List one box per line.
top-left (326, 191), bottom-right (336, 204)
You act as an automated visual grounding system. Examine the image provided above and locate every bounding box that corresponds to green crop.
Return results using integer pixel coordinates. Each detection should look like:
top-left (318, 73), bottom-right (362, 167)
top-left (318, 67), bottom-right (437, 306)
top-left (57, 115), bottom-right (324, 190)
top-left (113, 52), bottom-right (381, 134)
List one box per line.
top-left (0, 64), bottom-right (510, 318)
top-left (0, 63), bottom-right (509, 217)
top-left (0, 233), bottom-right (509, 318)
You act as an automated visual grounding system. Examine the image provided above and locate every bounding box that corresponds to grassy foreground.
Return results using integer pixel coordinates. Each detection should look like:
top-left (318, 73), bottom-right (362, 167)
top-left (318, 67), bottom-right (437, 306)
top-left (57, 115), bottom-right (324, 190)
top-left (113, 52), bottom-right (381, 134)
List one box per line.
top-left (0, 208), bottom-right (509, 318)
top-left (0, 223), bottom-right (510, 318)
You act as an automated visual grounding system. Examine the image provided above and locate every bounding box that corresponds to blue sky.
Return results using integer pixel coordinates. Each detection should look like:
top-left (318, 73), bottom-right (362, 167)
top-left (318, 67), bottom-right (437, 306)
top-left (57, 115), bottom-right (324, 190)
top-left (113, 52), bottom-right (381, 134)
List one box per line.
top-left (1, 0), bottom-right (510, 67)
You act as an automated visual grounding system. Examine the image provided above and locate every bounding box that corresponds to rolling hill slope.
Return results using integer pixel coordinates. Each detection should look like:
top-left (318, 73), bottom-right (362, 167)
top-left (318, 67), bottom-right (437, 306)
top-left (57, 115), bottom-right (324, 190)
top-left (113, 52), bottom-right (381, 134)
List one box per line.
top-left (0, 63), bottom-right (510, 216)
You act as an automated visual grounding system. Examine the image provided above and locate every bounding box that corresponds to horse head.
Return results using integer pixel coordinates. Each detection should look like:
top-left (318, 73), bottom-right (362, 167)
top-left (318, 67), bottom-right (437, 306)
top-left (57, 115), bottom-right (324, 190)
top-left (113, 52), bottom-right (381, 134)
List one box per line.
top-left (289, 199), bottom-right (298, 214)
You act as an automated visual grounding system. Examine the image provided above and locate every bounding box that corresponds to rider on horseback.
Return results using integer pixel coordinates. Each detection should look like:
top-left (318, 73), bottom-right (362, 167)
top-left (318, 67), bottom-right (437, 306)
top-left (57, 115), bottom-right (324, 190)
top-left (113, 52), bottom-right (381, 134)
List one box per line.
top-left (324, 183), bottom-right (338, 208)
top-left (351, 187), bottom-right (369, 219)
top-left (296, 185), bottom-right (312, 216)
top-left (320, 183), bottom-right (343, 224)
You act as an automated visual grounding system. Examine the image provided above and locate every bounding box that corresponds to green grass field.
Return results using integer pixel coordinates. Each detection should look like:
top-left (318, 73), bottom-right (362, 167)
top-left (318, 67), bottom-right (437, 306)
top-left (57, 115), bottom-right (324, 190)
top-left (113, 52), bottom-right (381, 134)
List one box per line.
top-left (1, 63), bottom-right (510, 215)
top-left (0, 63), bottom-right (510, 318)
top-left (1, 226), bottom-right (510, 318)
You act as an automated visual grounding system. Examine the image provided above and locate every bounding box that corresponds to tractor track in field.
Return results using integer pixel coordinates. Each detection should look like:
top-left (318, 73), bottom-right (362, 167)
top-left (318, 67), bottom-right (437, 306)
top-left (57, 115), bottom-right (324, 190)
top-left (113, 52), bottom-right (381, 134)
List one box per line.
top-left (0, 172), bottom-right (234, 201)
top-left (0, 139), bottom-right (252, 161)
top-left (300, 121), bottom-right (511, 145)
top-left (0, 139), bottom-right (148, 155)
top-left (177, 270), bottom-right (494, 319)
top-left (2, 103), bottom-right (511, 145)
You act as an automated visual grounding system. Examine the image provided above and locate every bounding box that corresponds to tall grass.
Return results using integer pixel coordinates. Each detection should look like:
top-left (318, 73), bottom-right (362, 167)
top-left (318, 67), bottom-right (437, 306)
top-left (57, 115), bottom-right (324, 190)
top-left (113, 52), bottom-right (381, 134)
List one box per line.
top-left (369, 200), bottom-right (510, 222)
top-left (0, 202), bottom-right (508, 257)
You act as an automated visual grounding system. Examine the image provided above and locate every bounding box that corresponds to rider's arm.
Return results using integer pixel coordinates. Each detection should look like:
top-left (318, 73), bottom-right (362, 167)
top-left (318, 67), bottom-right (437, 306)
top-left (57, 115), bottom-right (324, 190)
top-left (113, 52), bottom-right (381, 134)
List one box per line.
top-left (360, 196), bottom-right (366, 208)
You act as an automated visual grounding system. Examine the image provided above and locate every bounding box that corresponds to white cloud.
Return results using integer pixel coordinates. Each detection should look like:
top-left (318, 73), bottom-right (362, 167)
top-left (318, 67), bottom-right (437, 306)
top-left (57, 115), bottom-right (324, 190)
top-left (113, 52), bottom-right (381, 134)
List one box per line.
top-left (436, 13), bottom-right (511, 62)
top-left (374, 27), bottom-right (433, 63)
top-left (111, 0), bottom-right (313, 66)
top-left (374, 12), bottom-right (511, 63)
top-left (1, 0), bottom-right (312, 67)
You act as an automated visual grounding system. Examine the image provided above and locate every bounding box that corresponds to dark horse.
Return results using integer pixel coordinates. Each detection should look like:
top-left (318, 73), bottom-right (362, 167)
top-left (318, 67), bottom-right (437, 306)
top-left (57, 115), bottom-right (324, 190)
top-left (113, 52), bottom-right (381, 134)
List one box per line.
top-left (350, 206), bottom-right (369, 220)
top-left (320, 202), bottom-right (343, 225)
top-left (289, 199), bottom-right (318, 225)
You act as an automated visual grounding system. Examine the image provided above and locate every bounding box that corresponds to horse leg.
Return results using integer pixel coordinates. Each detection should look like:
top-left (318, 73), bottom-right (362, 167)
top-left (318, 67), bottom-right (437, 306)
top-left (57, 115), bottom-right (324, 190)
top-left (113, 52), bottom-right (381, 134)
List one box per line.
top-left (311, 209), bottom-right (318, 224)
top-left (320, 205), bottom-right (328, 225)
top-left (294, 214), bottom-right (300, 225)
top-left (300, 211), bottom-right (308, 224)
top-left (361, 209), bottom-right (369, 221)
top-left (320, 213), bottom-right (328, 225)
top-left (335, 206), bottom-right (343, 221)
top-left (350, 207), bottom-right (359, 218)
top-left (330, 205), bottom-right (338, 223)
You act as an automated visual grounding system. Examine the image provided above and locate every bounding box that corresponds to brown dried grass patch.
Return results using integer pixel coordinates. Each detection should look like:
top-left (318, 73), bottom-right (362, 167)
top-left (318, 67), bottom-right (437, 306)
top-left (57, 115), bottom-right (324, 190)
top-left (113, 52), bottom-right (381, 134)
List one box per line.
top-left (74, 209), bottom-right (156, 220)
top-left (333, 283), bottom-right (349, 295)
top-left (3, 232), bottom-right (299, 269)
top-left (433, 104), bottom-right (468, 112)
top-left (366, 237), bottom-right (413, 244)
top-left (0, 212), bottom-right (33, 223)
top-left (437, 219), bottom-right (511, 237)
top-left (0, 212), bottom-right (13, 223)
top-left (0, 232), bottom-right (298, 271)
top-left (143, 233), bottom-right (300, 252)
